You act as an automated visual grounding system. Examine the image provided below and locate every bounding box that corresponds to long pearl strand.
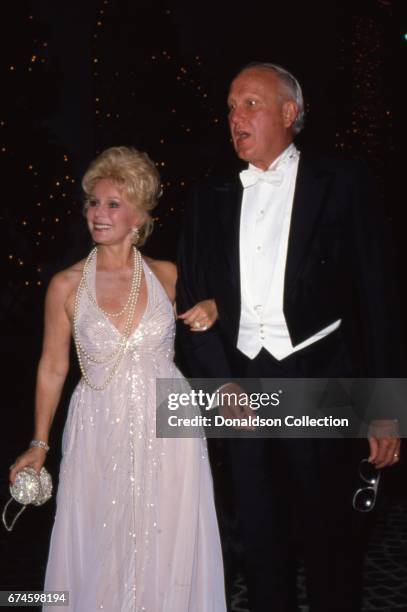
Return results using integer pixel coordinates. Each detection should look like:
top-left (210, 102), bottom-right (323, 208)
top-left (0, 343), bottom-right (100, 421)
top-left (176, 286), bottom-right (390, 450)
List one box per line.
top-left (73, 246), bottom-right (143, 391)
top-left (83, 247), bottom-right (138, 318)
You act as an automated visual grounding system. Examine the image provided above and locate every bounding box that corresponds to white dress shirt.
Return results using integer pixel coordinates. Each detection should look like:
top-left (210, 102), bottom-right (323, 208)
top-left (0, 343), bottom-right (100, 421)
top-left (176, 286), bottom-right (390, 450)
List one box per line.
top-left (238, 143), bottom-right (341, 361)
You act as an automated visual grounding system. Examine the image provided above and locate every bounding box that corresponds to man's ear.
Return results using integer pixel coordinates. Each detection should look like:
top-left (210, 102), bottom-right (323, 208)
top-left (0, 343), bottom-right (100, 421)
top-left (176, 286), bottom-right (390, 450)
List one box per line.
top-left (282, 100), bottom-right (298, 129)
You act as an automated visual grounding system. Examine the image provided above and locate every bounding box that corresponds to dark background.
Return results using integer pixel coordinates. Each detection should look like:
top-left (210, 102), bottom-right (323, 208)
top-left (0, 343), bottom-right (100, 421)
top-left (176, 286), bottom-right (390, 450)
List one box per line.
top-left (0, 0), bottom-right (406, 607)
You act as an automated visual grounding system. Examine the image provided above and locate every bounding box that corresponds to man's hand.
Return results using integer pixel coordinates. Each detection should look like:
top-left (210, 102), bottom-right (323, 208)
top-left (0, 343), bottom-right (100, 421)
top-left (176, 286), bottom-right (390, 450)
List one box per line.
top-left (367, 419), bottom-right (401, 468)
top-left (217, 382), bottom-right (257, 431)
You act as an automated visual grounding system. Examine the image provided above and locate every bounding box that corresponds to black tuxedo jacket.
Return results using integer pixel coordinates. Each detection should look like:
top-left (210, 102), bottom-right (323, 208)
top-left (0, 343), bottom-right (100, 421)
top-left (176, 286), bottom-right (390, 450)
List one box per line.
top-left (177, 152), bottom-right (404, 380)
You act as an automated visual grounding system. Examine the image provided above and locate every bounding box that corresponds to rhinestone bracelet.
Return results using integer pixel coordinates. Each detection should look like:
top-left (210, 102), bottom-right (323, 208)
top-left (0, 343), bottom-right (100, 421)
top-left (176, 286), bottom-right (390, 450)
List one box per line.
top-left (30, 439), bottom-right (50, 452)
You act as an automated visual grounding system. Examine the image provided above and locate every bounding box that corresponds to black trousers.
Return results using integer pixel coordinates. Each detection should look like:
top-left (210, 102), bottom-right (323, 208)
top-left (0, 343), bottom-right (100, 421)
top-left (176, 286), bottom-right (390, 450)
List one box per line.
top-left (227, 337), bottom-right (367, 612)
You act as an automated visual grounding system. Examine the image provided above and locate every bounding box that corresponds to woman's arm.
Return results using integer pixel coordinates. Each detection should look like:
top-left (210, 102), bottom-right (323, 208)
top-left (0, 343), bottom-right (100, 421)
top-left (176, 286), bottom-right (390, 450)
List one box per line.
top-left (148, 259), bottom-right (178, 304)
top-left (9, 272), bottom-right (73, 483)
top-left (149, 258), bottom-right (219, 331)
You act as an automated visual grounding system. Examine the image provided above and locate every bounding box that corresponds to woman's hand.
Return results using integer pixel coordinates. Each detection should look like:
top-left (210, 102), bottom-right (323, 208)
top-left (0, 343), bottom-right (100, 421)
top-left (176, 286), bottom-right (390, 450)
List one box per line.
top-left (9, 447), bottom-right (47, 485)
top-left (178, 299), bottom-right (218, 332)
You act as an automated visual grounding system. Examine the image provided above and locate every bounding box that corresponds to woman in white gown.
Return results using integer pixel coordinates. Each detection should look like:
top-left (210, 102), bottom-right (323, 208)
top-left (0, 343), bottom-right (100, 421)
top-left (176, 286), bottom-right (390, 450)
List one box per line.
top-left (10, 146), bottom-right (227, 612)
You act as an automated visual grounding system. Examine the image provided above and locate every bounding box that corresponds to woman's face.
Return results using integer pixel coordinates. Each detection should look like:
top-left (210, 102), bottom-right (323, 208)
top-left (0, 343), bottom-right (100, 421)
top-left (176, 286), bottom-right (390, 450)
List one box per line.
top-left (86, 179), bottom-right (141, 246)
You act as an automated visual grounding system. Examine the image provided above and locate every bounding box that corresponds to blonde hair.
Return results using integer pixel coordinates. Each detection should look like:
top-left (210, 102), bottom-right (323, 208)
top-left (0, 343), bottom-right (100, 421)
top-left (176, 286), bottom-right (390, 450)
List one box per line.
top-left (82, 146), bottom-right (162, 246)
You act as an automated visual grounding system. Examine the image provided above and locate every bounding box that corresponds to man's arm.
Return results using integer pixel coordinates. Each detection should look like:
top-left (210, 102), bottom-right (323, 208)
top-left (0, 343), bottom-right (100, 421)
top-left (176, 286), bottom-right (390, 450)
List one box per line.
top-left (176, 185), bottom-right (232, 379)
top-left (348, 160), bottom-right (405, 466)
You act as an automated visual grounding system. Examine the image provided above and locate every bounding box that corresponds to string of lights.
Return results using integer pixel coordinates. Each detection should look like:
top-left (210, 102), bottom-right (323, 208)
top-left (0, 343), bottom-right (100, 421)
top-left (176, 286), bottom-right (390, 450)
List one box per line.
top-left (335, 2), bottom-right (394, 184)
top-left (1, 1), bottom-right (399, 331)
top-left (1, 6), bottom-right (80, 330)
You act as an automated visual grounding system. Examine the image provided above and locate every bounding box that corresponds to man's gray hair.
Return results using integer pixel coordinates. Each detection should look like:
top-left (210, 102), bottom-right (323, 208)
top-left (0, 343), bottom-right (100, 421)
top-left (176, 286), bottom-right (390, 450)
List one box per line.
top-left (239, 62), bottom-right (305, 135)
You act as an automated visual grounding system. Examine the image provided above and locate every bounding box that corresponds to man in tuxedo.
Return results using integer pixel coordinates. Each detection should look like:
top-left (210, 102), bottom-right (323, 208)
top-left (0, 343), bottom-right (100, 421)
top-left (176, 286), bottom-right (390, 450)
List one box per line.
top-left (177, 62), bottom-right (402, 612)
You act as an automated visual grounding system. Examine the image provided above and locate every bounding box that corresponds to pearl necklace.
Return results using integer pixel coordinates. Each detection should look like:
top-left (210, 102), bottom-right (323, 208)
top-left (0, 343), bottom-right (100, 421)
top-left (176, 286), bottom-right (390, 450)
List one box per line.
top-left (83, 246), bottom-right (138, 318)
top-left (73, 246), bottom-right (143, 391)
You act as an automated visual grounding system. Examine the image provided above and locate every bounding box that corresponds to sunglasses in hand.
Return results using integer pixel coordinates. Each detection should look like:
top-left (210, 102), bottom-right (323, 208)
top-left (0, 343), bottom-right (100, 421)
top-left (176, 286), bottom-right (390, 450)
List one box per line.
top-left (352, 458), bottom-right (381, 512)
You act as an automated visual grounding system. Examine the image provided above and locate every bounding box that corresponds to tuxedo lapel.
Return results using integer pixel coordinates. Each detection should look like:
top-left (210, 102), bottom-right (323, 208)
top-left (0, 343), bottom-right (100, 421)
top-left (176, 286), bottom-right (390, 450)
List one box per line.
top-left (216, 176), bottom-right (243, 288)
top-left (285, 155), bottom-right (335, 296)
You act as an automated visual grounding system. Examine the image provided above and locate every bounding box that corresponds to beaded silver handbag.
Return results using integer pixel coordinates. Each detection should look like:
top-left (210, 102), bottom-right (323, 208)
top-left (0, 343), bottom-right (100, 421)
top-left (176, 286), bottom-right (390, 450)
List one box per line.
top-left (2, 467), bottom-right (52, 531)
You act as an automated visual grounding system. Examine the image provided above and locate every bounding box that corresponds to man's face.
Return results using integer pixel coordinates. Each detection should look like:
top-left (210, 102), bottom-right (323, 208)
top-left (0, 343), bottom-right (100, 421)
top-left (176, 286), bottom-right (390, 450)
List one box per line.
top-left (227, 68), bottom-right (296, 170)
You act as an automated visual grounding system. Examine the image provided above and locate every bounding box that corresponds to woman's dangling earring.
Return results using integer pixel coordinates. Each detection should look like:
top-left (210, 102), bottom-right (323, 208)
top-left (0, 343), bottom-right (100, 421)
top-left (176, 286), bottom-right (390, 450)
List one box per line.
top-left (132, 227), bottom-right (140, 245)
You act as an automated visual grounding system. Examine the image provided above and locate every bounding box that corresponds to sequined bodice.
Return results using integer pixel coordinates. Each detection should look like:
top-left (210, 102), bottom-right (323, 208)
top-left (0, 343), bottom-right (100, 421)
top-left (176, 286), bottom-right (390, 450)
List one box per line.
top-left (74, 257), bottom-right (176, 389)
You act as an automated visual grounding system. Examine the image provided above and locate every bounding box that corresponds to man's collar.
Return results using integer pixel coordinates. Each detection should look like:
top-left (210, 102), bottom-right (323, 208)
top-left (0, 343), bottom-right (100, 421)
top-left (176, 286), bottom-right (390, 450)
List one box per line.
top-left (248, 143), bottom-right (299, 173)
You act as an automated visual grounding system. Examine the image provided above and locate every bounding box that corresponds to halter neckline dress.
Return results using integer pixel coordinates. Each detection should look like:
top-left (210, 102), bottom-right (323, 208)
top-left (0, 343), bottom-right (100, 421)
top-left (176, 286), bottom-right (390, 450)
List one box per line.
top-left (44, 257), bottom-right (226, 612)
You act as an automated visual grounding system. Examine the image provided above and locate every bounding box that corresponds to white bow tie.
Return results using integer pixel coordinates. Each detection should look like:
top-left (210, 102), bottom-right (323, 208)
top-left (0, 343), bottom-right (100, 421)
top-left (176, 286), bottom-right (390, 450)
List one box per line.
top-left (239, 167), bottom-right (284, 188)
